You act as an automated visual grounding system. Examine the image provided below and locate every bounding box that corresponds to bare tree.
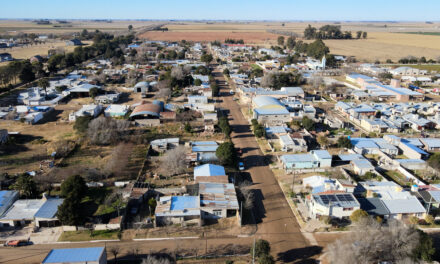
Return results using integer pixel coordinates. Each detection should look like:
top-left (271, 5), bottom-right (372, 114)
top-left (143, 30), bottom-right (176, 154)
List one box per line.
top-left (326, 218), bottom-right (420, 264)
top-left (109, 246), bottom-right (120, 264)
top-left (87, 117), bottom-right (130, 145)
top-left (239, 181), bottom-right (254, 210)
top-left (154, 88), bottom-right (171, 99)
top-left (160, 145), bottom-right (187, 177)
top-left (261, 71), bottom-right (276, 88)
top-left (171, 67), bottom-right (184, 80)
top-left (104, 143), bottom-right (131, 177)
top-left (141, 255), bottom-right (173, 264)
top-left (308, 74), bottom-right (323, 90)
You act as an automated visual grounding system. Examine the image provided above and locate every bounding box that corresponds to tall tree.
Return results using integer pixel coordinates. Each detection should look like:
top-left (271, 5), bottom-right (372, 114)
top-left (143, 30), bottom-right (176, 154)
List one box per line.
top-left (10, 174), bottom-right (37, 198)
top-left (38, 78), bottom-right (50, 95)
top-left (60, 175), bottom-right (87, 199)
top-left (216, 141), bottom-right (237, 167)
top-left (286, 36), bottom-right (296, 50)
top-left (19, 61), bottom-right (35, 83)
top-left (277, 36), bottom-right (285, 46)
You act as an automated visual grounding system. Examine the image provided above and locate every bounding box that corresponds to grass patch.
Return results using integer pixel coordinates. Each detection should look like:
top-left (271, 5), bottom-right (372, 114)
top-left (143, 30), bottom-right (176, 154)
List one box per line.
top-left (384, 170), bottom-right (411, 187)
top-left (58, 229), bottom-right (120, 242)
top-left (405, 32), bottom-right (440, 36)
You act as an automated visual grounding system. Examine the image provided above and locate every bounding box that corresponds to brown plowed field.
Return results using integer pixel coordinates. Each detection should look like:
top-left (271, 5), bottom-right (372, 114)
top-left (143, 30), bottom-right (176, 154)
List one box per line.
top-left (138, 31), bottom-right (279, 44)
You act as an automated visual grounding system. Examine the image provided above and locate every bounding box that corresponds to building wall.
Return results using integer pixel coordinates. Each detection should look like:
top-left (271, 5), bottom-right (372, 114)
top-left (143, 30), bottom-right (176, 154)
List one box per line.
top-left (256, 114), bottom-right (291, 126)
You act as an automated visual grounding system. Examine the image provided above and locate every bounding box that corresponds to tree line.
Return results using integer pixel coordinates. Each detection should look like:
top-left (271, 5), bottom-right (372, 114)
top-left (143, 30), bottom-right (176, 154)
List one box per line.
top-left (304, 24), bottom-right (367, 40)
top-left (0, 32), bottom-right (134, 93)
top-left (225, 38), bottom-right (244, 44)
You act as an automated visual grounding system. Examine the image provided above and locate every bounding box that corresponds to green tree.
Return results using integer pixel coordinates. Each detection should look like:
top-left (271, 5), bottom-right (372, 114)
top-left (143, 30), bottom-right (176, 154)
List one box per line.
top-left (216, 141), bottom-right (237, 167)
top-left (356, 31), bottom-right (362, 39)
top-left (57, 196), bottom-right (85, 226)
top-left (89, 87), bottom-right (99, 98)
top-left (301, 116), bottom-right (315, 131)
top-left (194, 78), bottom-right (202, 86)
top-left (425, 214), bottom-right (435, 225)
top-left (362, 32), bottom-right (368, 39)
top-left (412, 230), bottom-right (435, 261)
top-left (286, 36), bottom-right (296, 50)
top-left (73, 116), bottom-right (92, 133)
top-left (201, 54), bottom-right (213, 64)
top-left (19, 61), bottom-right (35, 83)
top-left (317, 135), bottom-right (330, 148)
top-left (304, 24), bottom-right (317, 40)
top-left (253, 123), bottom-right (265, 138)
top-left (252, 239), bottom-right (271, 258)
top-left (184, 122), bottom-right (192, 133)
top-left (38, 78), bottom-right (50, 95)
top-left (350, 209), bottom-right (369, 222)
top-left (128, 25), bottom-right (133, 31)
top-left (10, 174), bottom-right (37, 198)
top-left (277, 36), bottom-right (285, 46)
top-left (223, 68), bottom-right (230, 76)
top-left (428, 153), bottom-right (440, 170)
top-left (61, 175), bottom-right (87, 200)
top-left (258, 254), bottom-right (275, 264)
top-left (218, 116), bottom-right (232, 138)
top-left (148, 198), bottom-right (157, 215)
top-left (337, 137), bottom-right (352, 148)
top-left (306, 39), bottom-right (329, 59)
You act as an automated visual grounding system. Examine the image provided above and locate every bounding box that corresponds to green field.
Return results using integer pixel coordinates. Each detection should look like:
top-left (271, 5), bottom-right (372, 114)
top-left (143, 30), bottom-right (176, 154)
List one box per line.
top-left (58, 230), bottom-right (120, 242)
top-left (405, 32), bottom-right (440, 36)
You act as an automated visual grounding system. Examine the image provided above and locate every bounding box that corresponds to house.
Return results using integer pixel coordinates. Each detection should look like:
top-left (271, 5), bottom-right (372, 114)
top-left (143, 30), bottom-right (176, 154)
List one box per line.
top-left (188, 95), bottom-right (208, 105)
top-left (42, 247), bottom-right (107, 264)
top-left (103, 104), bottom-right (129, 117)
top-left (420, 138), bottom-right (440, 152)
top-left (69, 104), bottom-right (102, 122)
top-left (0, 191), bottom-right (19, 217)
top-left (189, 141), bottom-right (219, 163)
top-left (351, 159), bottom-right (374, 176)
top-left (150, 138), bottom-right (179, 153)
top-left (399, 139), bottom-right (429, 160)
top-left (0, 129), bottom-right (9, 144)
top-left (94, 94), bottom-right (121, 104)
top-left (302, 176), bottom-right (337, 194)
top-left (199, 182), bottom-right (239, 220)
top-left (0, 196), bottom-right (63, 228)
top-left (351, 138), bottom-right (399, 156)
top-left (252, 96), bottom-right (290, 125)
top-left (155, 196), bottom-right (201, 226)
top-left (357, 197), bottom-right (391, 218)
top-left (416, 190), bottom-right (440, 214)
top-left (0, 53), bottom-right (13, 62)
top-left (133, 81), bottom-right (150, 96)
top-left (203, 112), bottom-right (218, 123)
top-left (68, 83), bottom-right (100, 97)
top-left (335, 179), bottom-right (357, 193)
top-left (360, 118), bottom-right (389, 133)
top-left (402, 114), bottom-right (435, 131)
top-left (129, 101), bottom-right (161, 121)
top-left (355, 181), bottom-right (426, 220)
top-left (65, 39), bottom-right (83, 46)
top-left (308, 192), bottom-right (360, 219)
top-left (194, 164), bottom-right (227, 183)
top-left (280, 150), bottom-right (332, 170)
top-left (265, 126), bottom-right (291, 139)
top-left (390, 66), bottom-right (425, 76)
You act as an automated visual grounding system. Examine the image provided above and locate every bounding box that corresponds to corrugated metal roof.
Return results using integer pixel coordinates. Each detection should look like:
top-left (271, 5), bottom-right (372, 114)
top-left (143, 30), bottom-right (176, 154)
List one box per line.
top-left (170, 196), bottom-right (198, 211)
top-left (194, 164), bottom-right (225, 177)
top-left (382, 197), bottom-right (425, 214)
top-left (35, 199), bottom-right (64, 219)
top-left (42, 247), bottom-right (104, 263)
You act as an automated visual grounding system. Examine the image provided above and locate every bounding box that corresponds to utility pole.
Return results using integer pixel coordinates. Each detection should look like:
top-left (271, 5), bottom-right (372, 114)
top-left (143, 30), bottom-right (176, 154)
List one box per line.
top-left (252, 236), bottom-right (256, 264)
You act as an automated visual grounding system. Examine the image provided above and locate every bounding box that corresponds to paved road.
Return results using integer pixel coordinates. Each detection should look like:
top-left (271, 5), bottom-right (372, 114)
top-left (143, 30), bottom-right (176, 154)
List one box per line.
top-left (212, 68), bottom-right (319, 262)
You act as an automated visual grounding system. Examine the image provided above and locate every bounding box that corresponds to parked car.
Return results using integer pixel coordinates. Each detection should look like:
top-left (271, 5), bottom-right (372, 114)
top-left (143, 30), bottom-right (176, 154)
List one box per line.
top-left (229, 89), bottom-right (234, 95)
top-left (238, 162), bottom-right (245, 171)
top-left (4, 240), bottom-right (32, 247)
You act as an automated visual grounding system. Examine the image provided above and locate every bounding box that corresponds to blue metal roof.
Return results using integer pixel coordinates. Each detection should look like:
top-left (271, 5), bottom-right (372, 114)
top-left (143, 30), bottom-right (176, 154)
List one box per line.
top-left (402, 142), bottom-right (428, 155)
top-left (194, 164), bottom-right (225, 177)
top-left (254, 108), bottom-right (289, 115)
top-left (35, 198), bottom-right (64, 219)
top-left (170, 196), bottom-right (198, 210)
top-left (42, 247), bottom-right (105, 263)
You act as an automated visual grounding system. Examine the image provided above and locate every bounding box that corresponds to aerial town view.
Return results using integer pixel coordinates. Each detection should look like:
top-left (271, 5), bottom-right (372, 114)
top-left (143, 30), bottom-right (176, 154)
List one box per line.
top-left (2, 1), bottom-right (440, 263)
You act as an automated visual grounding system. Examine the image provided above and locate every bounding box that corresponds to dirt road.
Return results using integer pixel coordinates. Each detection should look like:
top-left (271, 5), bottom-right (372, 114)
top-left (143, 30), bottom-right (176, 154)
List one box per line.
top-left (212, 68), bottom-right (321, 262)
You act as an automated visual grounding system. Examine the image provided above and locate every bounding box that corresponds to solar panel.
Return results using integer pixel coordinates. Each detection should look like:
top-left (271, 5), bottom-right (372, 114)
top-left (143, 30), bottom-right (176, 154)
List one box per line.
top-left (344, 194), bottom-right (354, 201)
top-left (329, 195), bottom-right (338, 202)
top-left (321, 196), bottom-right (329, 204)
top-left (336, 194), bottom-right (347, 202)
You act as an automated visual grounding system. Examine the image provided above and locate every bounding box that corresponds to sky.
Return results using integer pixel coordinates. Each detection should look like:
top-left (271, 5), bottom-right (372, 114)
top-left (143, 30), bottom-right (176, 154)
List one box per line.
top-left (2, 0), bottom-right (440, 21)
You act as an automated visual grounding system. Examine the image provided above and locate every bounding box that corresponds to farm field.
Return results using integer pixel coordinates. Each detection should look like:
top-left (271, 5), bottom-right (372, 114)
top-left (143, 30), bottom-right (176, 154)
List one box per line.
top-left (140, 22), bottom-right (440, 62)
top-left (0, 19), bottom-right (159, 34)
top-left (0, 40), bottom-right (92, 63)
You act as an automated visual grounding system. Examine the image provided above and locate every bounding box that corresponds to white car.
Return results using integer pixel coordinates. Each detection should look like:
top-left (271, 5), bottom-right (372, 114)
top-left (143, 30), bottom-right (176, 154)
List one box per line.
top-left (229, 90), bottom-right (234, 95)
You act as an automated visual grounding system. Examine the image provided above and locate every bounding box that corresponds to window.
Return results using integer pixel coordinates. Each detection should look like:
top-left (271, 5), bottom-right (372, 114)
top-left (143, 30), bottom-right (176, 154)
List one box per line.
top-left (213, 210), bottom-right (222, 216)
top-left (343, 207), bottom-right (353, 211)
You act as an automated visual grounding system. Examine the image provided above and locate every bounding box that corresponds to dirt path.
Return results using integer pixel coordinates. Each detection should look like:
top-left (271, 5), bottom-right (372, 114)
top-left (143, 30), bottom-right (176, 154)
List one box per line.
top-left (212, 67), bottom-right (321, 263)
